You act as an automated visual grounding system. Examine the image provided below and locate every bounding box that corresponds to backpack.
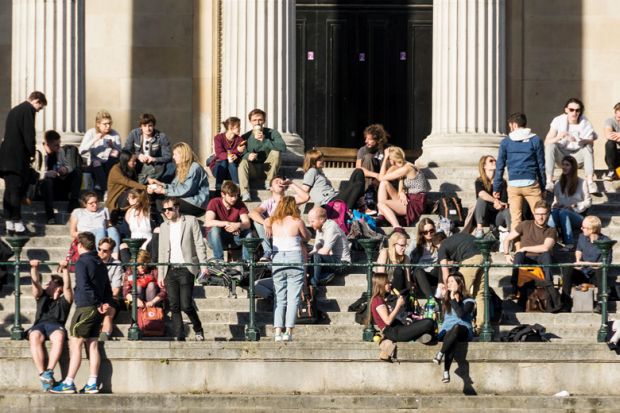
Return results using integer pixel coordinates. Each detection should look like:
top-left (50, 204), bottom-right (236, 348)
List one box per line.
top-left (62, 144), bottom-right (83, 172)
top-left (348, 292), bottom-right (369, 325)
top-left (433, 193), bottom-right (464, 227)
top-left (324, 199), bottom-right (350, 234)
top-left (137, 306), bottom-right (165, 337)
top-left (200, 259), bottom-right (243, 298)
top-left (525, 285), bottom-right (563, 313)
top-left (489, 287), bottom-right (504, 323)
top-left (347, 219), bottom-right (384, 251)
top-left (296, 281), bottom-right (319, 324)
top-left (502, 323), bottom-right (549, 342)
top-left (436, 215), bottom-right (455, 237)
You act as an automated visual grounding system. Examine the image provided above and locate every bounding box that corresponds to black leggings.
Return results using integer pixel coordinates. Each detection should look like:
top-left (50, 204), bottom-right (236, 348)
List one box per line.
top-left (383, 318), bottom-right (434, 343)
top-left (413, 267), bottom-right (440, 298)
top-left (334, 168), bottom-right (366, 210)
top-left (441, 324), bottom-right (470, 371)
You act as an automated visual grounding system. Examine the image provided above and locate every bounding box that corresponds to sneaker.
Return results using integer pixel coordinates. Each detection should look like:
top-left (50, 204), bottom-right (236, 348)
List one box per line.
top-left (442, 370), bottom-right (450, 383)
top-left (40, 369), bottom-right (54, 392)
top-left (474, 228), bottom-right (484, 239)
top-left (604, 170), bottom-right (617, 181)
top-left (79, 383), bottom-right (99, 394)
top-left (417, 333), bottom-right (433, 344)
top-left (50, 381), bottom-right (77, 394)
top-left (47, 216), bottom-right (58, 225)
top-left (195, 332), bottom-right (205, 341)
top-left (196, 272), bottom-right (209, 284)
top-left (433, 351), bottom-right (444, 365)
top-left (282, 332), bottom-right (292, 342)
top-left (274, 332), bottom-right (283, 342)
top-left (559, 244), bottom-right (575, 252)
top-left (264, 183), bottom-right (271, 190)
top-left (241, 192), bottom-right (251, 202)
top-left (587, 181), bottom-right (598, 194)
top-left (259, 256), bottom-right (271, 263)
top-left (318, 273), bottom-right (336, 286)
top-left (98, 331), bottom-right (111, 342)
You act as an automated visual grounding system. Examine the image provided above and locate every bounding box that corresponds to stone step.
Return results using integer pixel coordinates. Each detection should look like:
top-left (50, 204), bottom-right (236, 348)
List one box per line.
top-left (5, 393), bottom-right (620, 412)
top-left (1, 340), bottom-right (619, 395)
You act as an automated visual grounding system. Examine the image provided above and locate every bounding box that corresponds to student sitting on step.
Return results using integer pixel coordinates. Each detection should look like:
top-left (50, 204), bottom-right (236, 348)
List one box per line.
top-left (78, 110), bottom-right (121, 192)
top-left (123, 249), bottom-right (166, 310)
top-left (410, 219), bottom-right (445, 299)
top-left (548, 155), bottom-right (591, 251)
top-left (433, 272), bottom-right (475, 384)
top-left (376, 146), bottom-right (429, 231)
top-left (96, 238), bottom-right (123, 342)
top-left (470, 155), bottom-right (510, 238)
top-left (503, 199), bottom-right (557, 301)
top-left (370, 272), bottom-right (434, 361)
top-left (355, 123), bottom-right (390, 211)
top-left (27, 259), bottom-right (73, 392)
top-left (562, 215), bottom-right (612, 312)
top-left (70, 191), bottom-right (121, 258)
top-left (105, 150), bottom-right (147, 219)
top-left (376, 231), bottom-right (412, 293)
top-left (307, 206), bottom-right (351, 288)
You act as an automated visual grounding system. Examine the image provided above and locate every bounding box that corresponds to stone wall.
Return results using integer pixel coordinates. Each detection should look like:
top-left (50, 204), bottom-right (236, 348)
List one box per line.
top-left (507, 0), bottom-right (620, 168)
top-left (0, 2), bottom-right (11, 140)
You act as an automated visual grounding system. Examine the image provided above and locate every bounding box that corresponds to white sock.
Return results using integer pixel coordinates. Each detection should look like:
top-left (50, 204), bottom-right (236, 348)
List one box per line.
top-left (610, 329), bottom-right (620, 345)
top-left (87, 376), bottom-right (97, 386)
top-left (14, 221), bottom-right (25, 232)
top-left (5, 221), bottom-right (14, 230)
top-left (64, 377), bottom-right (74, 386)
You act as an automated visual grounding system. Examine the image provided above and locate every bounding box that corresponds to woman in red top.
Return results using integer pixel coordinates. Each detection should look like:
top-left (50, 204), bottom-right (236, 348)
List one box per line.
top-left (370, 272), bottom-right (434, 343)
top-left (208, 117), bottom-right (247, 191)
top-left (123, 249), bottom-right (167, 308)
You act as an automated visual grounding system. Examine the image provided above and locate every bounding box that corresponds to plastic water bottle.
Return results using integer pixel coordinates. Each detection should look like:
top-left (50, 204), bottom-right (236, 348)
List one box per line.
top-left (424, 296), bottom-right (437, 319)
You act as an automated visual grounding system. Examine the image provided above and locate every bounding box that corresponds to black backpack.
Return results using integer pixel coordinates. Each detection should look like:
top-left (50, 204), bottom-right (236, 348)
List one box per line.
top-left (200, 259), bottom-right (243, 298)
top-left (296, 280), bottom-right (319, 324)
top-left (434, 193), bottom-right (464, 227)
top-left (502, 323), bottom-right (549, 342)
top-left (62, 144), bottom-right (83, 172)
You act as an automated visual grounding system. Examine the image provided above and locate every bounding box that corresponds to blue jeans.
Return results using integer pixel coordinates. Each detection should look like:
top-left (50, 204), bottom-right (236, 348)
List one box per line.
top-left (207, 226), bottom-right (252, 260)
top-left (90, 226), bottom-right (121, 254)
top-left (253, 222), bottom-right (272, 259)
top-left (272, 250), bottom-right (305, 329)
top-left (213, 160), bottom-right (239, 190)
top-left (311, 253), bottom-right (341, 287)
top-left (548, 208), bottom-right (584, 245)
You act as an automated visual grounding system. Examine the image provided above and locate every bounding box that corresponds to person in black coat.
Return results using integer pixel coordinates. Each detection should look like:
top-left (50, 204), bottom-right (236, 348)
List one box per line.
top-left (0, 91), bottom-right (47, 235)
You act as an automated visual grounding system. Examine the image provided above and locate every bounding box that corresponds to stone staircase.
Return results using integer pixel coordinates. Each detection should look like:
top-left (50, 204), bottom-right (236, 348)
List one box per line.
top-left (1, 166), bottom-right (620, 406)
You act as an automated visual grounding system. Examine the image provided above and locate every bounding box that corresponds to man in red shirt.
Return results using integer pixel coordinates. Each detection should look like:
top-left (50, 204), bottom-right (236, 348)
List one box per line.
top-left (204, 180), bottom-right (252, 260)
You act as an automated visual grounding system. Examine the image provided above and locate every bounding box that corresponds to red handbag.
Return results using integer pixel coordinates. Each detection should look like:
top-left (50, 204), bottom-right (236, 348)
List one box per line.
top-left (137, 307), bottom-right (165, 337)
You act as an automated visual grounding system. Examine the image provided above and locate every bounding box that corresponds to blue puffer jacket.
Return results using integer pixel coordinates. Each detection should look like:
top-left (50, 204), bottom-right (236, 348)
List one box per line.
top-left (493, 128), bottom-right (546, 193)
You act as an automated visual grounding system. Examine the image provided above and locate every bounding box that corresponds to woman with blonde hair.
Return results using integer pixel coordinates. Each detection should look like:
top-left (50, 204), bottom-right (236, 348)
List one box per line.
top-left (148, 142), bottom-right (210, 216)
top-left (377, 146), bottom-right (429, 230)
top-left (79, 110), bottom-right (122, 190)
top-left (265, 196), bottom-right (311, 342)
top-left (376, 231), bottom-right (411, 292)
top-left (472, 155), bottom-right (510, 237)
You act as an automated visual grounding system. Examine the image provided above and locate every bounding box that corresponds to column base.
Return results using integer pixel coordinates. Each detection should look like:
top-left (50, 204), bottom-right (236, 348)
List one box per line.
top-left (417, 133), bottom-right (504, 168)
top-left (281, 132), bottom-right (305, 166)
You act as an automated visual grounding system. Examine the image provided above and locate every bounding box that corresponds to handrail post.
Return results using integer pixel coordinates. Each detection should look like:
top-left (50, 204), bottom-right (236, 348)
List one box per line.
top-left (124, 238), bottom-right (146, 341)
top-left (241, 238), bottom-right (262, 341)
top-left (595, 239), bottom-right (616, 343)
top-left (359, 238), bottom-right (382, 342)
top-left (7, 236), bottom-right (29, 340)
top-left (474, 239), bottom-right (495, 342)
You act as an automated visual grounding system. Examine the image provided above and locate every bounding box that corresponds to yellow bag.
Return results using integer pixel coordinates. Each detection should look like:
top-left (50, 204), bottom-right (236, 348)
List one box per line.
top-left (517, 266), bottom-right (545, 287)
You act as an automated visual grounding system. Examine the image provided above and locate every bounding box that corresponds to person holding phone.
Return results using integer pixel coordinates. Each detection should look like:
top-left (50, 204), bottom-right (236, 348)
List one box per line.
top-left (79, 110), bottom-right (121, 191)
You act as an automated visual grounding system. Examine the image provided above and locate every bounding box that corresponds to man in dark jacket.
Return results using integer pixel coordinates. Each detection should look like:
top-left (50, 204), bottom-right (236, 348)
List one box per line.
top-left (123, 113), bottom-right (173, 184)
top-left (494, 112), bottom-right (546, 232)
top-left (51, 232), bottom-right (112, 395)
top-left (0, 91), bottom-right (47, 235)
top-left (238, 108), bottom-right (287, 201)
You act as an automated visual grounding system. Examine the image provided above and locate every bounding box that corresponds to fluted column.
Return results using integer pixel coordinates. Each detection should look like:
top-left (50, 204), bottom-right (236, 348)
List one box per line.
top-left (418, 0), bottom-right (505, 167)
top-left (220, 0), bottom-right (303, 164)
top-left (12, 0), bottom-right (85, 144)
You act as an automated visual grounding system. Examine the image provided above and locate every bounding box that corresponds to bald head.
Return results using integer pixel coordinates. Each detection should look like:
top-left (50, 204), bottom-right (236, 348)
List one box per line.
top-left (308, 206), bottom-right (327, 231)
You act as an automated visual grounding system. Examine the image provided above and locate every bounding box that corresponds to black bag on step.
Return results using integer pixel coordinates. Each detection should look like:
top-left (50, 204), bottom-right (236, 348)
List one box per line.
top-left (296, 281), bottom-right (318, 325)
top-left (502, 323), bottom-right (549, 342)
top-left (433, 193), bottom-right (464, 227)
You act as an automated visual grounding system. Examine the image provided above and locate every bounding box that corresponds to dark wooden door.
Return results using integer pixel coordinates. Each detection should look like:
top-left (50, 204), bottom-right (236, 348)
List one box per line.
top-left (296, 0), bottom-right (432, 151)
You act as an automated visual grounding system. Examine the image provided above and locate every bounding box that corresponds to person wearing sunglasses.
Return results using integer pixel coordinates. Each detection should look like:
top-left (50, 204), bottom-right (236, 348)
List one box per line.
top-left (410, 218), bottom-right (446, 299)
top-left (471, 155), bottom-right (510, 238)
top-left (545, 97), bottom-right (597, 194)
top-left (96, 237), bottom-right (123, 341)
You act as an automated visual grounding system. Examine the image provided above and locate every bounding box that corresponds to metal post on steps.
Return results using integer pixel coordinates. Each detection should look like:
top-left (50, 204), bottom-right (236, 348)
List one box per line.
top-left (474, 238), bottom-right (496, 342)
top-left (595, 239), bottom-right (616, 343)
top-left (359, 238), bottom-right (381, 342)
top-left (7, 236), bottom-right (29, 340)
top-left (124, 238), bottom-right (146, 341)
top-left (242, 238), bottom-right (262, 341)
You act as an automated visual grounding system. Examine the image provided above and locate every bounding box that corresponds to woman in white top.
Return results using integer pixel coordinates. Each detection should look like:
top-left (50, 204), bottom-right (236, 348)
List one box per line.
top-left (549, 155), bottom-right (592, 250)
top-left (69, 191), bottom-right (121, 257)
top-left (79, 110), bottom-right (122, 191)
top-left (125, 189), bottom-right (153, 248)
top-left (265, 196), bottom-right (311, 342)
top-left (545, 98), bottom-right (597, 194)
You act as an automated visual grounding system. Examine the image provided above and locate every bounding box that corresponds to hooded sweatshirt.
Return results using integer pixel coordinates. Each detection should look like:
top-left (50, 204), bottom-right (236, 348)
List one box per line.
top-left (493, 128), bottom-right (546, 193)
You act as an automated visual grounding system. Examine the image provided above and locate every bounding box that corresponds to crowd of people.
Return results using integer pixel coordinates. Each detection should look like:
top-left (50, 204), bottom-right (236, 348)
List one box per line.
top-left (1, 92), bottom-right (618, 392)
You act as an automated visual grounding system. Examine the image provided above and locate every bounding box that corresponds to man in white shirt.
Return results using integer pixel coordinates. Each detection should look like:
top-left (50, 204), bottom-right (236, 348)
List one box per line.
top-left (307, 206), bottom-right (351, 288)
top-left (97, 237), bottom-right (123, 341)
top-left (157, 197), bottom-right (209, 341)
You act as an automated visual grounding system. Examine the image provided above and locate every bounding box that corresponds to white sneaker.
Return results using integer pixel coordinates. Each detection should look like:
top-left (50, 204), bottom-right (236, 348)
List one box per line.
top-left (474, 228), bottom-right (484, 239)
top-left (241, 192), bottom-right (251, 202)
top-left (282, 332), bottom-right (292, 342)
top-left (587, 181), bottom-right (598, 194)
top-left (274, 332), bottom-right (283, 342)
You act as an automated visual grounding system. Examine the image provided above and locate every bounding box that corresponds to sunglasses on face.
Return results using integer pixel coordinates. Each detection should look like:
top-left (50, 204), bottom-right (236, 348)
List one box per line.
top-left (422, 229), bottom-right (435, 235)
top-left (163, 207), bottom-right (176, 212)
top-left (567, 107), bottom-right (581, 113)
top-left (98, 248), bottom-right (110, 253)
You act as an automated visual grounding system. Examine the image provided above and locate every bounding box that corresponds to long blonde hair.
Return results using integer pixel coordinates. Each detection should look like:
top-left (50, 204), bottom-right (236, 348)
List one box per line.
top-left (173, 142), bottom-right (198, 183)
top-left (387, 232), bottom-right (408, 264)
top-left (387, 146), bottom-right (406, 166)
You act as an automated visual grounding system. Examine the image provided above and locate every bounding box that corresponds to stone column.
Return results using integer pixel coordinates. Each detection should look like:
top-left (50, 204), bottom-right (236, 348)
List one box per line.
top-left (418, 0), bottom-right (505, 167)
top-left (220, 0), bottom-right (304, 164)
top-left (12, 0), bottom-right (85, 144)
